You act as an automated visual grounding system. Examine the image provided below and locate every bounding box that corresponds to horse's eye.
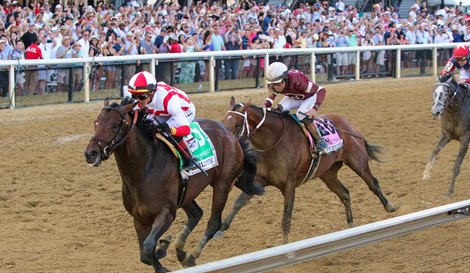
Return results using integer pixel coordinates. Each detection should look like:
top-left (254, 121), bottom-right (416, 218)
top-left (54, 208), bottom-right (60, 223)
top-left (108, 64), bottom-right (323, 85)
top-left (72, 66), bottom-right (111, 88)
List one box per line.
top-left (113, 123), bottom-right (120, 129)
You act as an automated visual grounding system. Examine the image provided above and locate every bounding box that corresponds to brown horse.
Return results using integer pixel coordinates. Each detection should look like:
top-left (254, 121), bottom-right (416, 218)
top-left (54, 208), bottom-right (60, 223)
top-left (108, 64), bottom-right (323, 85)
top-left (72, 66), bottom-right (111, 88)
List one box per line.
top-left (219, 97), bottom-right (396, 243)
top-left (84, 100), bottom-right (260, 272)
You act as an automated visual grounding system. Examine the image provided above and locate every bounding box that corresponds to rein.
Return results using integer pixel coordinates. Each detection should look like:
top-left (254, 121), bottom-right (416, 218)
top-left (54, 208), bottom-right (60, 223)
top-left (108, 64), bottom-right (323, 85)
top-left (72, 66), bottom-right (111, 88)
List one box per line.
top-left (228, 104), bottom-right (286, 152)
top-left (91, 107), bottom-right (138, 159)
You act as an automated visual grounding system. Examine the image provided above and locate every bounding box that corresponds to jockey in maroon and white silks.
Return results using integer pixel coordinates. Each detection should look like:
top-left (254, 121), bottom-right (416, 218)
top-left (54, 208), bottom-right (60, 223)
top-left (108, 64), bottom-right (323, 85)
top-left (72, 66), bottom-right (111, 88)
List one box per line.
top-left (441, 45), bottom-right (470, 84)
top-left (263, 69), bottom-right (326, 119)
top-left (263, 62), bottom-right (328, 153)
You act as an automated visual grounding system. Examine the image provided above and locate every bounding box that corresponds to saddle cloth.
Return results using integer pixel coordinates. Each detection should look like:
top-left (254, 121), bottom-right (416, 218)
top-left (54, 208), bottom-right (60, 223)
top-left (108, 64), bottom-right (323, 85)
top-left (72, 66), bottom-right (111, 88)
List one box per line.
top-left (291, 115), bottom-right (344, 155)
top-left (184, 122), bottom-right (219, 175)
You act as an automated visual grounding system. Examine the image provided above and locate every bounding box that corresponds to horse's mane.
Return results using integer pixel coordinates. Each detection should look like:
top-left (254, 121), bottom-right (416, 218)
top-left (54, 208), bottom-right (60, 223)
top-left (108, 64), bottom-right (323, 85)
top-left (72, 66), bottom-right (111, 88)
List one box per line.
top-left (247, 104), bottom-right (293, 119)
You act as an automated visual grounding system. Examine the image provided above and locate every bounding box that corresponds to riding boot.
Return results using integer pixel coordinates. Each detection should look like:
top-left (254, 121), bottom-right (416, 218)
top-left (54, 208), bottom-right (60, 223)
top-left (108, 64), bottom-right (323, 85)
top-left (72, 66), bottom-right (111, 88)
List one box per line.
top-left (177, 139), bottom-right (197, 170)
top-left (302, 118), bottom-right (328, 153)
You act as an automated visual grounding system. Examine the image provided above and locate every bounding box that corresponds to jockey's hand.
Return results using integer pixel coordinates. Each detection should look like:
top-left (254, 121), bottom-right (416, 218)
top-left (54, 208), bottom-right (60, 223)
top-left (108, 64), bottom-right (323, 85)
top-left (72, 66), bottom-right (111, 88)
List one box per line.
top-left (273, 104), bottom-right (284, 112)
top-left (306, 108), bottom-right (319, 119)
top-left (156, 122), bottom-right (172, 134)
top-left (140, 107), bottom-right (149, 115)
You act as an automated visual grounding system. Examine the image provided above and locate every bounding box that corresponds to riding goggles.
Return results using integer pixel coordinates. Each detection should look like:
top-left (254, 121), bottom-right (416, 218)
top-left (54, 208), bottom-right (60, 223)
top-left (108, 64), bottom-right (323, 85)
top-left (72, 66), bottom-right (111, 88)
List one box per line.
top-left (132, 93), bottom-right (150, 100)
top-left (456, 57), bottom-right (468, 62)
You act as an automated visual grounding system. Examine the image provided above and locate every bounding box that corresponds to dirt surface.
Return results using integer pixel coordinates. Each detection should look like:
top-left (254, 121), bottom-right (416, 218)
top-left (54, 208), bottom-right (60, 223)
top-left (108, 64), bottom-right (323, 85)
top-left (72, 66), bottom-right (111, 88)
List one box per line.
top-left (1, 77), bottom-right (469, 273)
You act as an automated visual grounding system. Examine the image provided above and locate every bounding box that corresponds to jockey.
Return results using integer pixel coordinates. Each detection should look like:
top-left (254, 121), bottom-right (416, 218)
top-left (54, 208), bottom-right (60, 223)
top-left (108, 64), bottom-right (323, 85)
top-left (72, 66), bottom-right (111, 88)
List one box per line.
top-left (262, 62), bottom-right (328, 153)
top-left (441, 45), bottom-right (470, 84)
top-left (128, 71), bottom-right (196, 170)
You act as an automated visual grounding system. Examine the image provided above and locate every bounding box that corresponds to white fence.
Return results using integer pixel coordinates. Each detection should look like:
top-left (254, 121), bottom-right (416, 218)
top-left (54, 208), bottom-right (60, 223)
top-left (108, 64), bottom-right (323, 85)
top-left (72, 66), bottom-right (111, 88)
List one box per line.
top-left (173, 200), bottom-right (470, 273)
top-left (0, 42), bottom-right (462, 109)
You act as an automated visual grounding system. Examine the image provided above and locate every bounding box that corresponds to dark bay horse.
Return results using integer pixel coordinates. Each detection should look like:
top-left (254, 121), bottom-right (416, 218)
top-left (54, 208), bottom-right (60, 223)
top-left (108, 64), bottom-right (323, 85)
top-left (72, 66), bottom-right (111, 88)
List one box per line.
top-left (84, 100), bottom-right (259, 272)
top-left (220, 97), bottom-right (396, 243)
top-left (423, 73), bottom-right (470, 196)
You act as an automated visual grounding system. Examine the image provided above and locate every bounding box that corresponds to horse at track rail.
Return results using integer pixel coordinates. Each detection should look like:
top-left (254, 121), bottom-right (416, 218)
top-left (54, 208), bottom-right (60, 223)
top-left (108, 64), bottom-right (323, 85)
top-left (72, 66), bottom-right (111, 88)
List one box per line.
top-left (83, 100), bottom-right (260, 273)
top-left (219, 97), bottom-right (396, 243)
top-left (423, 73), bottom-right (470, 196)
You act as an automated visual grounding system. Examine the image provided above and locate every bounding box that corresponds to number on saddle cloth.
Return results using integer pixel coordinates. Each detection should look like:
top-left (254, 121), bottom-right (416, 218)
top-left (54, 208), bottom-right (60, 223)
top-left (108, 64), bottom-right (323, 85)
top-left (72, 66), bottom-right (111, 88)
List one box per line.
top-left (290, 115), bottom-right (344, 154)
top-left (183, 122), bottom-right (219, 176)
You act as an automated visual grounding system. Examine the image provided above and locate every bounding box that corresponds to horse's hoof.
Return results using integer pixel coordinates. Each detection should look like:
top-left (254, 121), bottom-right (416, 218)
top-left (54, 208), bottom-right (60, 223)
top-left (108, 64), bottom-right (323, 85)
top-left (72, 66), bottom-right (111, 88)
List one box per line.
top-left (140, 255), bottom-right (153, 266)
top-left (446, 191), bottom-right (454, 197)
top-left (422, 174), bottom-right (430, 180)
top-left (213, 230), bottom-right (225, 239)
top-left (176, 248), bottom-right (187, 263)
top-left (183, 254), bottom-right (197, 268)
top-left (385, 203), bottom-right (397, 212)
top-left (155, 238), bottom-right (171, 259)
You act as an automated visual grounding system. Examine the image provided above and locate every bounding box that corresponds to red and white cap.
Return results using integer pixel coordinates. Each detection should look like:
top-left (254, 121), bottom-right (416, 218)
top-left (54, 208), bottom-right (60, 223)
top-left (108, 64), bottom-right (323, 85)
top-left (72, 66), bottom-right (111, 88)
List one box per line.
top-left (128, 71), bottom-right (157, 94)
top-left (453, 45), bottom-right (469, 59)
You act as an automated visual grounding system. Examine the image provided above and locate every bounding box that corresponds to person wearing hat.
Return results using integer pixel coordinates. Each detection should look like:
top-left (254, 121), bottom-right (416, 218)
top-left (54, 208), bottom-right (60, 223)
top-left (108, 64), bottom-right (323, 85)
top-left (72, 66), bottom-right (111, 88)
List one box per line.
top-left (123, 32), bottom-right (138, 85)
top-left (263, 62), bottom-right (329, 153)
top-left (55, 36), bottom-right (73, 92)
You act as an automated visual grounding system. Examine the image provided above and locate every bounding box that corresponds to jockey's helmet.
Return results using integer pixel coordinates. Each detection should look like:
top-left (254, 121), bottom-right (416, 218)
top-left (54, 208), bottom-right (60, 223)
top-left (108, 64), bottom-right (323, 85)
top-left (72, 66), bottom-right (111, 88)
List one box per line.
top-left (266, 62), bottom-right (288, 84)
top-left (128, 71), bottom-right (157, 94)
top-left (453, 45), bottom-right (469, 59)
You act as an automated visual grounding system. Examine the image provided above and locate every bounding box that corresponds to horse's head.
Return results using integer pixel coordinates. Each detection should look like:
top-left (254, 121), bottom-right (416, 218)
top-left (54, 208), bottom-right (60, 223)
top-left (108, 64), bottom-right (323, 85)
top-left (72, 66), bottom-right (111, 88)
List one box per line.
top-left (84, 100), bottom-right (136, 167)
top-left (223, 96), bottom-right (252, 139)
top-left (432, 73), bottom-right (457, 119)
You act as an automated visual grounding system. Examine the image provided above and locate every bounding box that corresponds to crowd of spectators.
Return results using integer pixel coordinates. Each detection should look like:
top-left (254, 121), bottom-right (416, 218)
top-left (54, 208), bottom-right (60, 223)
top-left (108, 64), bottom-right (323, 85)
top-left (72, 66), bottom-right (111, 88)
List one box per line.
top-left (0, 0), bottom-right (469, 96)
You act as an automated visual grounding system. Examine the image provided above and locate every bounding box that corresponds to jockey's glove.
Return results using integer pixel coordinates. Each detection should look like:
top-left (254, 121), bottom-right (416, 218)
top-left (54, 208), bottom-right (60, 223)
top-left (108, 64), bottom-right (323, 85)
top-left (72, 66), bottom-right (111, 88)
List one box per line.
top-left (156, 122), bottom-right (172, 135)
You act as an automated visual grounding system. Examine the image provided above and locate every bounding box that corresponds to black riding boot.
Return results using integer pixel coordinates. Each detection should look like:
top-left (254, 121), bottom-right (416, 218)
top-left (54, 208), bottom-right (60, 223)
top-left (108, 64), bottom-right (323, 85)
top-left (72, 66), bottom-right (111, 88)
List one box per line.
top-left (302, 118), bottom-right (328, 153)
top-left (178, 139), bottom-right (197, 170)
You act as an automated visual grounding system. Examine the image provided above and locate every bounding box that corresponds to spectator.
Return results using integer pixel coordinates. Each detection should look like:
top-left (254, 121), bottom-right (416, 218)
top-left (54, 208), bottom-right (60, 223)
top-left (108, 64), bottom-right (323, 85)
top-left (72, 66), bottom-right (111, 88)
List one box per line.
top-left (24, 35), bottom-right (42, 96)
top-left (224, 25), bottom-right (242, 80)
top-left (55, 36), bottom-right (73, 92)
top-left (0, 40), bottom-right (9, 97)
top-left (9, 39), bottom-right (26, 96)
top-left (20, 23), bottom-right (37, 48)
top-left (179, 36), bottom-right (200, 84)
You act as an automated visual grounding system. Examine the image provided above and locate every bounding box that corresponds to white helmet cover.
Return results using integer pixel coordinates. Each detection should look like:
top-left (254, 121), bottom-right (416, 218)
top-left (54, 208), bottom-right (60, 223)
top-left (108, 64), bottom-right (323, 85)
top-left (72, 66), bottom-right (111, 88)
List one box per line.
top-left (266, 62), bottom-right (288, 84)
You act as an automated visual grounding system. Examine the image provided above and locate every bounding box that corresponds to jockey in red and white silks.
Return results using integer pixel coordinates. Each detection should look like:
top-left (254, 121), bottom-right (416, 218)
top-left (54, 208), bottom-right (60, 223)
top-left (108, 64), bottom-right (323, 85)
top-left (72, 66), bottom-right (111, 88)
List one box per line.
top-left (136, 81), bottom-right (196, 137)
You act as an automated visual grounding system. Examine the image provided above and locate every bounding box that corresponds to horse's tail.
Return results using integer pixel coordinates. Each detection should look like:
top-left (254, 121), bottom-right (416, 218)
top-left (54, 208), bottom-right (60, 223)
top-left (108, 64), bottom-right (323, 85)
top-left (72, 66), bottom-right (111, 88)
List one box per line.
top-left (235, 139), bottom-right (265, 196)
top-left (365, 140), bottom-right (382, 163)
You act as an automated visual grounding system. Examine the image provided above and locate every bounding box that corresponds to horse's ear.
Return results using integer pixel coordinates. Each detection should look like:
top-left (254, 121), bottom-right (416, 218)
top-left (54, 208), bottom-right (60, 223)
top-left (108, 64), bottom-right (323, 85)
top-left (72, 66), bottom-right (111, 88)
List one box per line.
top-left (121, 102), bottom-right (136, 113)
top-left (104, 97), bottom-right (110, 107)
top-left (230, 96), bottom-right (236, 107)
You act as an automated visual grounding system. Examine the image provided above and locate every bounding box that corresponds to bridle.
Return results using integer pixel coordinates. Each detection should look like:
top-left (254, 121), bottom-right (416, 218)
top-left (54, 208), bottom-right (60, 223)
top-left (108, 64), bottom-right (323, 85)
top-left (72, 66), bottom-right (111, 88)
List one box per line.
top-left (90, 107), bottom-right (137, 160)
top-left (434, 82), bottom-right (460, 113)
top-left (227, 104), bottom-right (286, 152)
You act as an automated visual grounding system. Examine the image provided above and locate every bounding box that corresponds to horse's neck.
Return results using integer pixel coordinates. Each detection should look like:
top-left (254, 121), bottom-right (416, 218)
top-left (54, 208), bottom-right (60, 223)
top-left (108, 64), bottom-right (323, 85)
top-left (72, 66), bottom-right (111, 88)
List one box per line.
top-left (114, 128), bottom-right (172, 177)
top-left (247, 110), bottom-right (290, 149)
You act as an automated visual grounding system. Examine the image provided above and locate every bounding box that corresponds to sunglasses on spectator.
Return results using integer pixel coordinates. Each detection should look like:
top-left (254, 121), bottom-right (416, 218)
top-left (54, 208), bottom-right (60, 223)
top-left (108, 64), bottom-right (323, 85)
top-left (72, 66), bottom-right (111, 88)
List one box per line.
top-left (132, 93), bottom-right (150, 100)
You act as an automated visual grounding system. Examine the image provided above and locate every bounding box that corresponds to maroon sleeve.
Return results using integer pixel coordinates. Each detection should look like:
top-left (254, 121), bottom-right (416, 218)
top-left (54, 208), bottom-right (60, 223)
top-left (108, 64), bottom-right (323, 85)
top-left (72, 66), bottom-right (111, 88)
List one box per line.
top-left (313, 88), bottom-right (326, 110)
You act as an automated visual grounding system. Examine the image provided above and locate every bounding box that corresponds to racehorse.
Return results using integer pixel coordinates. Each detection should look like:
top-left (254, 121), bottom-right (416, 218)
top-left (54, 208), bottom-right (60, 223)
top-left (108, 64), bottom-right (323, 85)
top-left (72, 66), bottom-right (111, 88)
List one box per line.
top-left (219, 97), bottom-right (396, 244)
top-left (423, 73), bottom-right (470, 196)
top-left (84, 100), bottom-right (260, 272)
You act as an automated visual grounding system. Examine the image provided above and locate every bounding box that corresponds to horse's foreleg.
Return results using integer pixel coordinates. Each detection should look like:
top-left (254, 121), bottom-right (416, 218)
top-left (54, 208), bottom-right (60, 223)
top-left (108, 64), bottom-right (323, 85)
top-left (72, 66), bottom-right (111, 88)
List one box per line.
top-left (215, 192), bottom-right (253, 238)
top-left (182, 185), bottom-right (231, 268)
top-left (448, 136), bottom-right (470, 196)
top-left (175, 201), bottom-right (203, 263)
top-left (281, 184), bottom-right (296, 244)
top-left (137, 209), bottom-right (174, 273)
top-left (423, 132), bottom-right (451, 180)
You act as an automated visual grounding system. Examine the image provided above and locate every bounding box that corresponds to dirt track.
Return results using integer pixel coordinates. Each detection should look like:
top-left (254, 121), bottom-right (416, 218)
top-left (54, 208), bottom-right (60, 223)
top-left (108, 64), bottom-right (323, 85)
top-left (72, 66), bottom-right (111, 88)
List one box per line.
top-left (1, 77), bottom-right (469, 273)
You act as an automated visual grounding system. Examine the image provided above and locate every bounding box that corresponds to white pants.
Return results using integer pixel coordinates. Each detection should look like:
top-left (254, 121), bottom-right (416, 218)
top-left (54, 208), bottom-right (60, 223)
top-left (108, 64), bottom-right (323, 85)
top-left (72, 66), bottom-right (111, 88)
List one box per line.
top-left (279, 94), bottom-right (318, 120)
top-left (460, 69), bottom-right (470, 82)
